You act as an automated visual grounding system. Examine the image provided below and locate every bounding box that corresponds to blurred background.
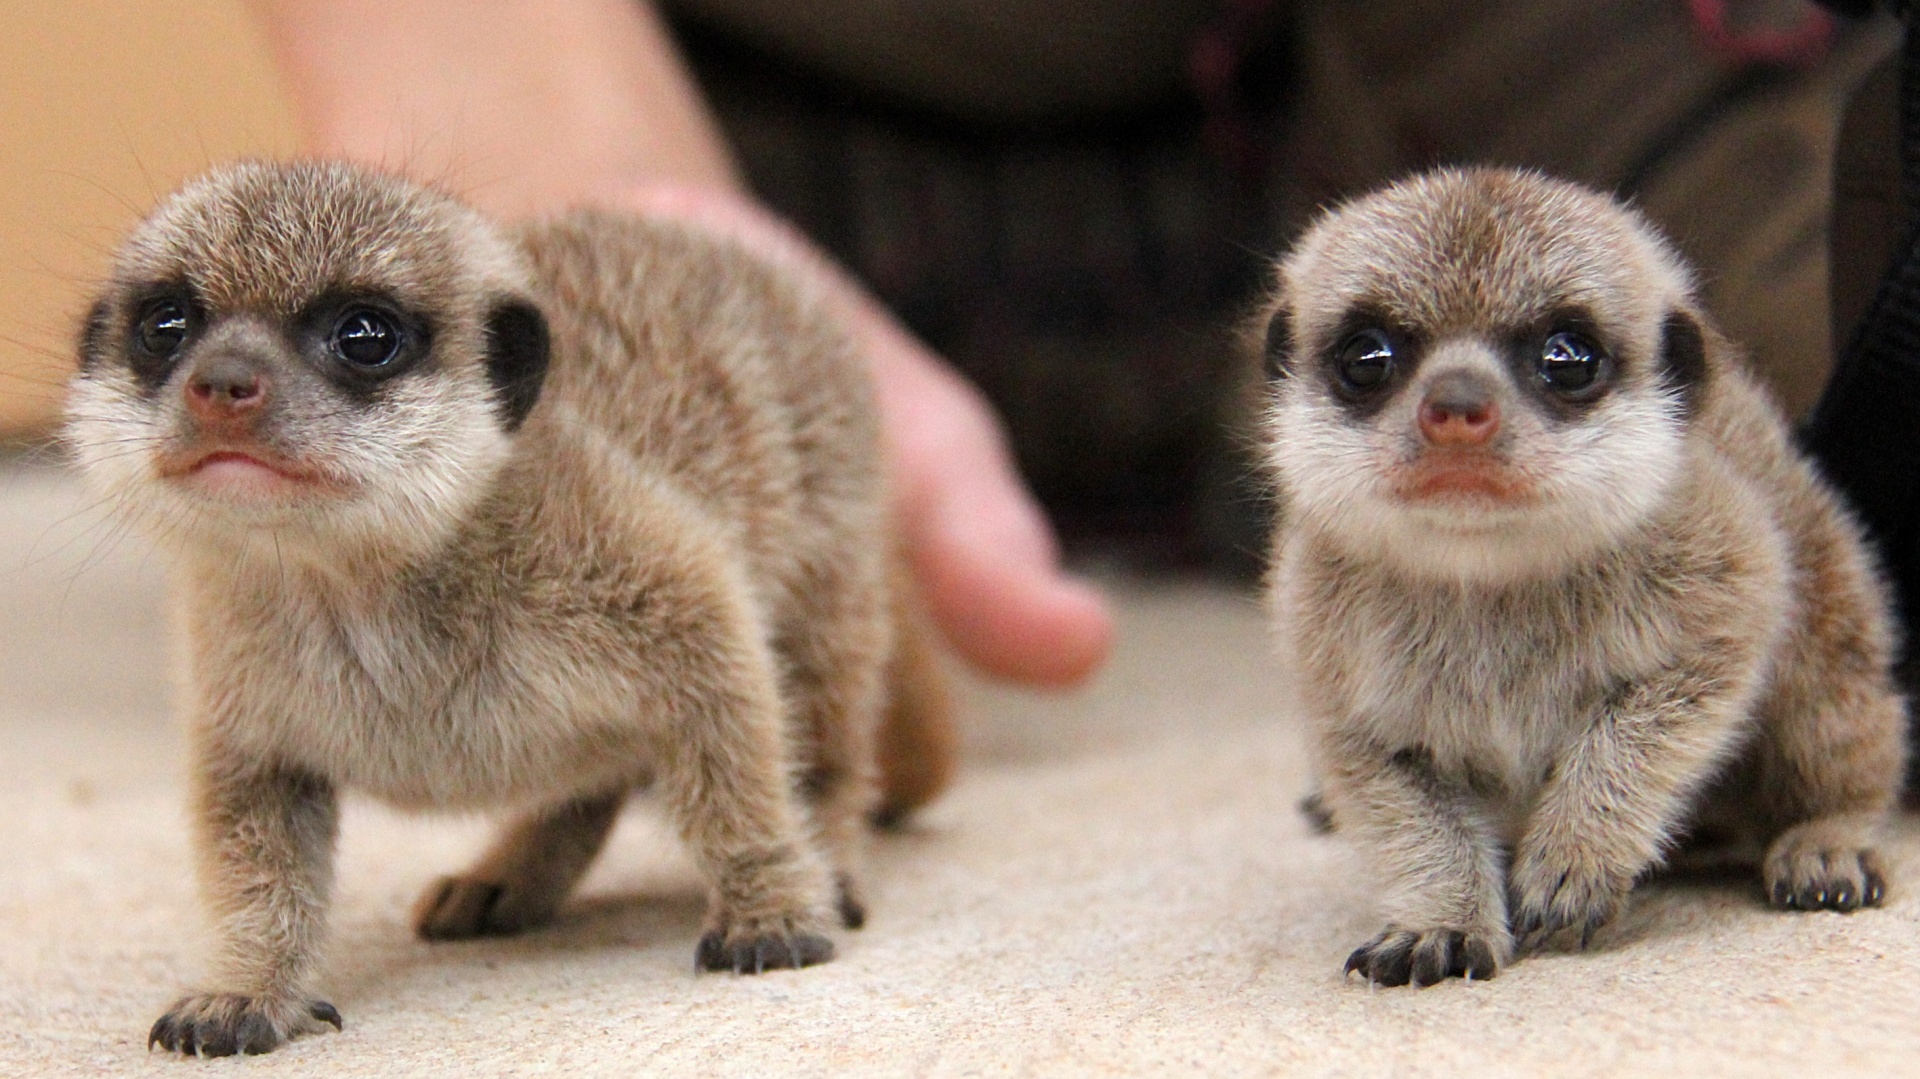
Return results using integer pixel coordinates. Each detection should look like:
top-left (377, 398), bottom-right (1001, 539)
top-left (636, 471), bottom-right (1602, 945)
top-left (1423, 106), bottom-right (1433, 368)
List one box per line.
top-left (0, 1), bottom-right (1898, 573)
top-left (0, 2), bottom-right (296, 433)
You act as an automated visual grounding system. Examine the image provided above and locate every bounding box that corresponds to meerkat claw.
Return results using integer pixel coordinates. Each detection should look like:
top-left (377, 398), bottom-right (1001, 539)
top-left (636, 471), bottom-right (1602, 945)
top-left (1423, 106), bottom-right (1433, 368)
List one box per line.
top-left (697, 929), bottom-right (835, 974)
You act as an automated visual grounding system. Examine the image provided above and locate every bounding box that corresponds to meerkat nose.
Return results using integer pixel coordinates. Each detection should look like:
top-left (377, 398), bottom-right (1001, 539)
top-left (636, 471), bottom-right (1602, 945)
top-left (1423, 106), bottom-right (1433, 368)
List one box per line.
top-left (185, 354), bottom-right (268, 421)
top-left (1418, 371), bottom-right (1500, 447)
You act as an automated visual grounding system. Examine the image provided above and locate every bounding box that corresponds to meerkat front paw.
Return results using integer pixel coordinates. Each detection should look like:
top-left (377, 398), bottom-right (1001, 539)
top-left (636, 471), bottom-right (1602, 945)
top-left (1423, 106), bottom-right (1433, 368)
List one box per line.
top-left (148, 993), bottom-right (341, 1057)
top-left (1343, 926), bottom-right (1501, 987)
top-left (1507, 844), bottom-right (1633, 950)
top-left (1764, 828), bottom-right (1887, 912)
top-left (695, 911), bottom-right (835, 974)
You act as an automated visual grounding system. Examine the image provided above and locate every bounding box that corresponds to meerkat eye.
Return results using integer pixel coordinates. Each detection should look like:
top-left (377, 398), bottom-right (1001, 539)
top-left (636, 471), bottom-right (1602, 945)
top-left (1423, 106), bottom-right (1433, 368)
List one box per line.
top-left (1334, 328), bottom-right (1396, 393)
top-left (330, 307), bottom-right (403, 369)
top-left (135, 298), bottom-right (192, 358)
top-left (1538, 331), bottom-right (1606, 393)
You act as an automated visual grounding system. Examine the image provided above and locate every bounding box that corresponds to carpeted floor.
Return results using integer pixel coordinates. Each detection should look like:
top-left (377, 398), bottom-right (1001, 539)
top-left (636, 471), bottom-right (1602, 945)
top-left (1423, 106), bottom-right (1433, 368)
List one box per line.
top-left (2, 462), bottom-right (1917, 1077)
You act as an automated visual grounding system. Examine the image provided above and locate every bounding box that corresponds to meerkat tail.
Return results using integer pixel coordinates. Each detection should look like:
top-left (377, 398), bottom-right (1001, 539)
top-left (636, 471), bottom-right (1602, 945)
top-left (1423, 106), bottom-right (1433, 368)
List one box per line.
top-left (872, 556), bottom-right (958, 827)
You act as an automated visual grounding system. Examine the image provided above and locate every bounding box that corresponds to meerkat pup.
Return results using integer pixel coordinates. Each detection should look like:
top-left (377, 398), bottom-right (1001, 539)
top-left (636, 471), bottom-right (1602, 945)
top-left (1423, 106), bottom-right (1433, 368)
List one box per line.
top-left (1260, 167), bottom-right (1906, 988)
top-left (64, 160), bottom-right (956, 1055)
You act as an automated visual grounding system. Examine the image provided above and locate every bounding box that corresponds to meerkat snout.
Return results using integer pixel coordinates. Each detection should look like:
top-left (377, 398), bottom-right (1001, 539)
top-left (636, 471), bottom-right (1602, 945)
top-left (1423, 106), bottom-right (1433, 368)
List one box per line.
top-left (1397, 358), bottom-right (1525, 505)
top-left (182, 350), bottom-right (267, 426)
top-left (176, 344), bottom-right (289, 497)
top-left (1415, 369), bottom-right (1500, 447)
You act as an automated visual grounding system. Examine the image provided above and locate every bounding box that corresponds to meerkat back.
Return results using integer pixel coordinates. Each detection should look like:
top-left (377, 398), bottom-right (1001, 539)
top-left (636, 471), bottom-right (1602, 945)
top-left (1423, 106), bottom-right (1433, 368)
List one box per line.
top-left (515, 214), bottom-right (882, 563)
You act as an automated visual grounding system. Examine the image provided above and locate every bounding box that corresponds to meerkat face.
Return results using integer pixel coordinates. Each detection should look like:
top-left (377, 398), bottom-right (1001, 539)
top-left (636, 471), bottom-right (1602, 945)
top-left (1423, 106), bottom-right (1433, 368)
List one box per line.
top-left (65, 161), bottom-right (549, 565)
top-left (1262, 168), bottom-right (1709, 583)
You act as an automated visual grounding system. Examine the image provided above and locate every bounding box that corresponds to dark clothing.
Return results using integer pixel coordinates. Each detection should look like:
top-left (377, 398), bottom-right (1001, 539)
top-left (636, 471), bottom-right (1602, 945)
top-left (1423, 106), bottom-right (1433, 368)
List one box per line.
top-left (667, 1), bottom-right (1896, 567)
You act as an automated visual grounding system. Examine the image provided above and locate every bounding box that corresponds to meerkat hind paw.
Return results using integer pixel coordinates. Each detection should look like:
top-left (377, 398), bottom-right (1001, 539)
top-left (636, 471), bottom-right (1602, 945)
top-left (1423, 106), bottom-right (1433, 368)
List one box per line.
top-left (1344, 927), bottom-right (1498, 987)
top-left (148, 993), bottom-right (341, 1057)
top-left (1765, 841), bottom-right (1887, 912)
top-left (1297, 790), bottom-right (1336, 834)
top-left (413, 875), bottom-right (554, 940)
top-left (834, 872), bottom-right (867, 930)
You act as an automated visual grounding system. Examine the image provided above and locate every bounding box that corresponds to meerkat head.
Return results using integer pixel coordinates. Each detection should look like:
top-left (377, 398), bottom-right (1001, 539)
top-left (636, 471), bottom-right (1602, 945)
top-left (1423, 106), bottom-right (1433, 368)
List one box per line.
top-left (1261, 167), bottom-right (1711, 583)
top-left (65, 160), bottom-right (549, 569)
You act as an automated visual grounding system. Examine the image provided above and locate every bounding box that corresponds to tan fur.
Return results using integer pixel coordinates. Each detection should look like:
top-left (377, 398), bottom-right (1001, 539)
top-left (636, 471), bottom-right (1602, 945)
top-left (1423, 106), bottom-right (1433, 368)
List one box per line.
top-left (872, 556), bottom-right (959, 826)
top-left (1259, 168), bottom-right (1906, 987)
top-left (64, 160), bottom-right (953, 1055)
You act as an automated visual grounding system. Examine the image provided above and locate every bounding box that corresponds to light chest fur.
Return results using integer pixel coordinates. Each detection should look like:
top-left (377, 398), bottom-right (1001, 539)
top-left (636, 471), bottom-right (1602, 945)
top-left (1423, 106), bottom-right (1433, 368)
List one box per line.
top-left (180, 554), bottom-right (656, 810)
top-left (1273, 438), bottom-right (1794, 812)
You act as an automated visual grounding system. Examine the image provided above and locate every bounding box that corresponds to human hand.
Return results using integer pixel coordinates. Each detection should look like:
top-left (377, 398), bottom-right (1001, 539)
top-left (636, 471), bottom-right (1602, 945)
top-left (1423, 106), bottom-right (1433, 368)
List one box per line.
top-left (625, 187), bottom-right (1113, 687)
top-left (250, 0), bottom-right (1110, 686)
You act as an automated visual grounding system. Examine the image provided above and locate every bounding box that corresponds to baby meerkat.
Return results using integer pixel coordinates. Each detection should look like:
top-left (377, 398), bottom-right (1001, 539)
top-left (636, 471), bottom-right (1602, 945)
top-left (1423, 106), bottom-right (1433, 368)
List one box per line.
top-left (1260, 168), bottom-right (1906, 988)
top-left (65, 160), bottom-right (956, 1055)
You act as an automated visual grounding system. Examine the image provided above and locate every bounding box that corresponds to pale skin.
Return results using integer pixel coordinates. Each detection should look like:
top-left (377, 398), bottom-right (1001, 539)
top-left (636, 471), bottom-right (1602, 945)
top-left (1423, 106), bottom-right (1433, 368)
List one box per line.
top-left (246, 0), bottom-right (1114, 688)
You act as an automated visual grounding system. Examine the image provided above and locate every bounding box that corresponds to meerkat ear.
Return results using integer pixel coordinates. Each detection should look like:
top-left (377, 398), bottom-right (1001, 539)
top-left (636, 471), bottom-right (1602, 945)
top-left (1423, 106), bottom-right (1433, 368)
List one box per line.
top-left (1263, 300), bottom-right (1293, 381)
top-left (484, 299), bottom-right (550, 432)
top-left (1658, 310), bottom-right (1708, 420)
top-left (77, 299), bottom-right (111, 372)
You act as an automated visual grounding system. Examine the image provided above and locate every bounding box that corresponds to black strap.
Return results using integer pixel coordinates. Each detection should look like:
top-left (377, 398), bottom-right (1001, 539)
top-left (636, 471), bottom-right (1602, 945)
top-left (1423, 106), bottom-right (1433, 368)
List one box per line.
top-left (1804, 5), bottom-right (1920, 626)
top-left (1819, 1), bottom-right (1890, 17)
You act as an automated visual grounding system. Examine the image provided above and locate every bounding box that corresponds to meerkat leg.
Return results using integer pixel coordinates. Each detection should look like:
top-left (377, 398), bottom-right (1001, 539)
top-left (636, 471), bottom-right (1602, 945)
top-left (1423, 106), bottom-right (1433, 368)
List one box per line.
top-left (1764, 813), bottom-right (1891, 911)
top-left (657, 687), bottom-right (837, 973)
top-left (148, 746), bottom-right (343, 1057)
top-left (1755, 676), bottom-right (1905, 912)
top-left (1330, 745), bottom-right (1507, 987)
top-left (1508, 668), bottom-right (1748, 948)
top-left (777, 560), bottom-right (892, 930)
top-left (413, 791), bottom-right (626, 940)
top-left (637, 561), bottom-right (837, 973)
top-left (869, 574), bottom-right (959, 829)
top-left (787, 661), bottom-right (883, 931)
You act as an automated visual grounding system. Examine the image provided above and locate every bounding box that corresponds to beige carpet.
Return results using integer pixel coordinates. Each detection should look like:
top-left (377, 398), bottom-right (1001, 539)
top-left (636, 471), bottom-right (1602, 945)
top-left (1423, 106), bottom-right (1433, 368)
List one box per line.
top-left (2, 461), bottom-right (1917, 1077)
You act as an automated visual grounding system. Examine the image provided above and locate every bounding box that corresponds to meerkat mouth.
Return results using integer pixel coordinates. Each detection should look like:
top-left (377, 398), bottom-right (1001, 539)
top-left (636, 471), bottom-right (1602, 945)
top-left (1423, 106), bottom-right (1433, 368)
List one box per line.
top-left (1390, 458), bottom-right (1536, 505)
top-left (158, 447), bottom-right (345, 499)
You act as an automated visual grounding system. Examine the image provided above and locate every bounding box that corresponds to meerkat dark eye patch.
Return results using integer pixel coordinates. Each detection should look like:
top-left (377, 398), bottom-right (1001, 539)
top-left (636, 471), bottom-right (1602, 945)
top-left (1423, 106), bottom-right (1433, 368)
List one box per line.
top-left (483, 300), bottom-right (550, 432)
top-left (330, 307), bottom-right (404, 369)
top-left (1657, 310), bottom-right (1707, 420)
top-left (77, 299), bottom-right (111, 373)
top-left (297, 293), bottom-right (430, 394)
top-left (117, 286), bottom-right (202, 393)
top-left (1332, 327), bottom-right (1398, 396)
top-left (1508, 312), bottom-right (1614, 419)
top-left (137, 299), bottom-right (191, 358)
top-left (1316, 312), bottom-right (1419, 420)
top-left (1537, 331), bottom-right (1607, 394)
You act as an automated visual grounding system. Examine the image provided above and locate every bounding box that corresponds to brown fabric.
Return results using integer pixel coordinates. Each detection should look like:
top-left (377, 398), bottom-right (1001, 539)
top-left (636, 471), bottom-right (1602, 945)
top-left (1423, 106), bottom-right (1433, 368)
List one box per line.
top-left (1831, 52), bottom-right (1904, 349)
top-left (1275, 1), bottom-right (1896, 419)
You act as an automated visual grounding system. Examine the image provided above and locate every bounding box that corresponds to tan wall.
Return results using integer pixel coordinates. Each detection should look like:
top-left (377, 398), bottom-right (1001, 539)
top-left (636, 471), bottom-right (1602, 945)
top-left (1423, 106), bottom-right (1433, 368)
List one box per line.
top-left (0, 1), bottom-right (297, 435)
